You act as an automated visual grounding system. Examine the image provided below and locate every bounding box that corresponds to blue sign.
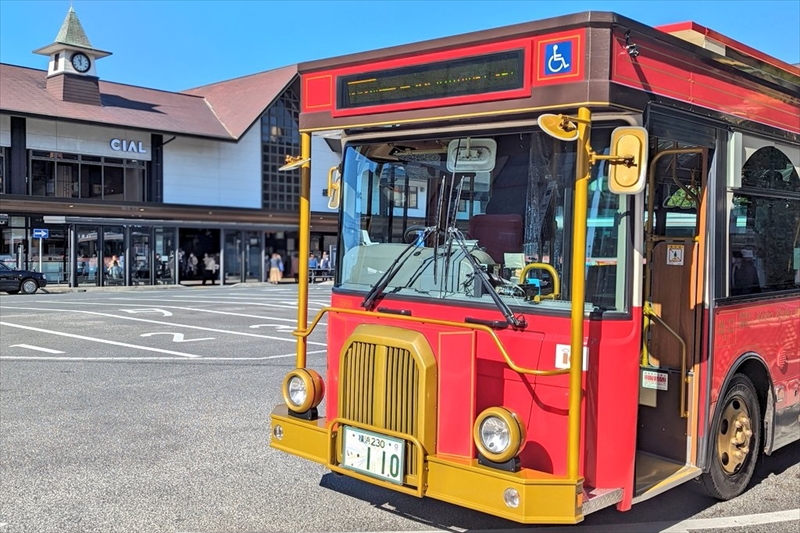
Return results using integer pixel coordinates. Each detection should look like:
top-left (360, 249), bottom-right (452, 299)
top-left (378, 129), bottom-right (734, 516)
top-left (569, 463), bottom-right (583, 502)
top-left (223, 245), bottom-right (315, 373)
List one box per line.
top-left (544, 41), bottom-right (573, 76)
top-left (33, 228), bottom-right (49, 239)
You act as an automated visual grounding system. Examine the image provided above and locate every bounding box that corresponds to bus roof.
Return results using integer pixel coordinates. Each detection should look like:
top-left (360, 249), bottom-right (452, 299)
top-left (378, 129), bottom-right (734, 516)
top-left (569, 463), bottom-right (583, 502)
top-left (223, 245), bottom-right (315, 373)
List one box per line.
top-left (297, 11), bottom-right (799, 136)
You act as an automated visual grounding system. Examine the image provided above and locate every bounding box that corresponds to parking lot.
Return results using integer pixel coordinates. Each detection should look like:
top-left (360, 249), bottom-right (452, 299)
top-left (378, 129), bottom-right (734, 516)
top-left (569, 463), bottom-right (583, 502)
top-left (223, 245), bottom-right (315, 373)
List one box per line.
top-left (1, 285), bottom-right (798, 533)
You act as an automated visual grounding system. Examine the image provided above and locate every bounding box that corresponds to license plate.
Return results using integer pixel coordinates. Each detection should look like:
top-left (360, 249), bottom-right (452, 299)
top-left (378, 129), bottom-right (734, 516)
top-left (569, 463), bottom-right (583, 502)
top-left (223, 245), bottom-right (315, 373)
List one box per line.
top-left (342, 426), bottom-right (405, 484)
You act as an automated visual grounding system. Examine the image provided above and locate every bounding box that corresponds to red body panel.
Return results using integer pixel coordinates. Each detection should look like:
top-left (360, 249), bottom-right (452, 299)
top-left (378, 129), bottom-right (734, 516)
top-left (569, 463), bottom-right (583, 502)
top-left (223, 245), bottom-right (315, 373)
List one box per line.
top-left (610, 30), bottom-right (800, 134)
top-left (326, 292), bottom-right (643, 493)
top-left (711, 298), bottom-right (800, 409)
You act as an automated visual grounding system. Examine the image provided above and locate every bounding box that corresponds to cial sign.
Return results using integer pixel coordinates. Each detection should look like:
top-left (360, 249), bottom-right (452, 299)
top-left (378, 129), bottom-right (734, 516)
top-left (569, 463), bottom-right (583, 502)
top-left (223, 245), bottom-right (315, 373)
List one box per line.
top-left (110, 138), bottom-right (148, 154)
top-left (32, 228), bottom-right (49, 239)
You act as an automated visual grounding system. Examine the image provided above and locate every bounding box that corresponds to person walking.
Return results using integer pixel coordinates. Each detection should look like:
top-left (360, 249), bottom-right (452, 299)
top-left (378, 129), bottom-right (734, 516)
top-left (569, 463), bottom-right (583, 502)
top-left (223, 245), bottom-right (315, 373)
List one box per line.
top-left (202, 253), bottom-right (217, 285)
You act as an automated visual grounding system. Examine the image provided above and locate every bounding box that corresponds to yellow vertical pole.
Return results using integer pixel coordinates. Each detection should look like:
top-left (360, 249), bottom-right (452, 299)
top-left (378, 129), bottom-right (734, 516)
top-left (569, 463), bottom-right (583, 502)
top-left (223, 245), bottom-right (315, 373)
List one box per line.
top-left (567, 107), bottom-right (591, 482)
top-left (296, 132), bottom-right (311, 369)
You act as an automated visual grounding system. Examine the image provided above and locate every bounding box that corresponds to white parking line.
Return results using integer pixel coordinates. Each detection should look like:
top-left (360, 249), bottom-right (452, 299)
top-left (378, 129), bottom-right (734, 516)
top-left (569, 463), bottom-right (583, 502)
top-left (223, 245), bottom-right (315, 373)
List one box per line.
top-left (45, 301), bottom-right (327, 325)
top-left (0, 349), bottom-right (327, 362)
top-left (9, 344), bottom-right (64, 354)
top-left (359, 509), bottom-right (800, 533)
top-left (0, 306), bottom-right (327, 346)
top-left (109, 296), bottom-right (315, 312)
top-left (1, 322), bottom-right (201, 358)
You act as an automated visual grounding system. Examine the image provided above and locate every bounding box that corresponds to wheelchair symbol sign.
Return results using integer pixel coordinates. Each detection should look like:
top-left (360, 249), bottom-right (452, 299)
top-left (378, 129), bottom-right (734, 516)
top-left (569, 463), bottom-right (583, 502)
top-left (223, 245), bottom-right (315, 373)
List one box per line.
top-left (544, 41), bottom-right (573, 76)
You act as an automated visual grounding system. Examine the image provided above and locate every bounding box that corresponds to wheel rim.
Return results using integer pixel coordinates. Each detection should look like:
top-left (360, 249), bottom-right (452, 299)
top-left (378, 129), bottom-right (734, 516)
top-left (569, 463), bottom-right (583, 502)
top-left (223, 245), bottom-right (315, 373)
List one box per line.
top-left (716, 395), bottom-right (753, 475)
top-left (22, 280), bottom-right (37, 293)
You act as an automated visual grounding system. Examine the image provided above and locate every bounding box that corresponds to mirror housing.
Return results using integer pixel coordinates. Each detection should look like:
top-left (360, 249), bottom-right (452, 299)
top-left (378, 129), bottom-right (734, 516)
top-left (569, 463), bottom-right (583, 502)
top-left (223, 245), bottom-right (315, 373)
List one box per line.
top-left (608, 127), bottom-right (648, 194)
top-left (326, 166), bottom-right (341, 210)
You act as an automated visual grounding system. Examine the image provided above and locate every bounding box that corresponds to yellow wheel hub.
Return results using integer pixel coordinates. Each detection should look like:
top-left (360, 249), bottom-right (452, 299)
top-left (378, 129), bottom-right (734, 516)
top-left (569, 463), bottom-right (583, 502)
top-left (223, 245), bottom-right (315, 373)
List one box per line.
top-left (716, 397), bottom-right (753, 475)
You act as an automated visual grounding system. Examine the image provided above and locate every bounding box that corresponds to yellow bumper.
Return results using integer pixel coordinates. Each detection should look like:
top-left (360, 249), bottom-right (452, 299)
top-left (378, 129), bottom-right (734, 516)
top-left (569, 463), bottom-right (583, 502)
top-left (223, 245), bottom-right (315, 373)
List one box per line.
top-left (270, 405), bottom-right (584, 524)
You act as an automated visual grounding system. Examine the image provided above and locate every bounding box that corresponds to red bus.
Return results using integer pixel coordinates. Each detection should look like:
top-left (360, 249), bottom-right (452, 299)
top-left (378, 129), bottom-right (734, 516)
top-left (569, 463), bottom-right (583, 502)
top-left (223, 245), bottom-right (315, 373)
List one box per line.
top-left (270, 11), bottom-right (800, 524)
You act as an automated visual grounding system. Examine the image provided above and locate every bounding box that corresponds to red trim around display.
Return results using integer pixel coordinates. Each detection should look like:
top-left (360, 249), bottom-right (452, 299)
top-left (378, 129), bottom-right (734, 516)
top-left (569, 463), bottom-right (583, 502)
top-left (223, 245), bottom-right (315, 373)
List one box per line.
top-left (302, 31), bottom-right (586, 118)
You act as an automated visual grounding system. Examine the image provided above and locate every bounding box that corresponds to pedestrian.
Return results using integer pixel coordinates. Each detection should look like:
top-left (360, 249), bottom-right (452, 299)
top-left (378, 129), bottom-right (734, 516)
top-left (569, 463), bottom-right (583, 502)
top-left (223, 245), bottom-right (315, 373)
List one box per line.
top-left (189, 252), bottom-right (198, 278)
top-left (308, 252), bottom-right (319, 283)
top-left (202, 253), bottom-right (217, 285)
top-left (268, 253), bottom-right (283, 284)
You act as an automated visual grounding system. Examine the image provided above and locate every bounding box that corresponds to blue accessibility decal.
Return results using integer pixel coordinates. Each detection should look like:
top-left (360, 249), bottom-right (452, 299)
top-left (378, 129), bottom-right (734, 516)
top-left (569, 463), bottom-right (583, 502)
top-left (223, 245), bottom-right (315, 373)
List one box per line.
top-left (544, 41), bottom-right (573, 76)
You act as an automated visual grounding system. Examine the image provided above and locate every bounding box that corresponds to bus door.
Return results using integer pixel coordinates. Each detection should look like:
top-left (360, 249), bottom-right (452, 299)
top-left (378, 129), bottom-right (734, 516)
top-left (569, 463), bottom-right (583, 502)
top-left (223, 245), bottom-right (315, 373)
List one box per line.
top-left (635, 142), bottom-right (709, 499)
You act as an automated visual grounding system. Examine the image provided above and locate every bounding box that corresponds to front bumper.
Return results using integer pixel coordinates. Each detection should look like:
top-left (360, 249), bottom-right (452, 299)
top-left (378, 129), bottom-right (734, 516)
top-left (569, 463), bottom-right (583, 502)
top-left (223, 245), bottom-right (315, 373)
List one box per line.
top-left (270, 405), bottom-right (584, 524)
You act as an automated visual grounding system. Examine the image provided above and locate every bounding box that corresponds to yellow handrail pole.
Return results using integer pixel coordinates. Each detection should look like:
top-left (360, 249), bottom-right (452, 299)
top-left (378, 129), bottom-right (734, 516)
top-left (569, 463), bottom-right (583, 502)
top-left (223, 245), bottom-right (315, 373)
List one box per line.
top-left (296, 132), bottom-right (312, 369)
top-left (567, 106), bottom-right (591, 482)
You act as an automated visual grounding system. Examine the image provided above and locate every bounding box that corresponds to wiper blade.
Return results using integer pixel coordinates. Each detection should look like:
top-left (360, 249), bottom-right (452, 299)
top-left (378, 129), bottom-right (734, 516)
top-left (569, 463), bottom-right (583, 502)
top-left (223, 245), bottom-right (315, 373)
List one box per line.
top-left (361, 226), bottom-right (436, 311)
top-left (448, 227), bottom-right (527, 329)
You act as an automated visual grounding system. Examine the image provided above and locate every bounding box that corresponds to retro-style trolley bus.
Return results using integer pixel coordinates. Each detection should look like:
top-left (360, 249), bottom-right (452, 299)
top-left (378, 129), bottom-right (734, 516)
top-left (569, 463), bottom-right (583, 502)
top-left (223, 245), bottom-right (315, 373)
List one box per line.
top-left (270, 11), bottom-right (799, 524)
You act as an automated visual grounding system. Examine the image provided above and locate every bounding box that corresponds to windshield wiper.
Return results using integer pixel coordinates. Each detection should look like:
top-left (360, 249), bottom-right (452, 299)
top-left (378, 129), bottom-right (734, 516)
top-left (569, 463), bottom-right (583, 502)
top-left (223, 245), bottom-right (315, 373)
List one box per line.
top-left (448, 227), bottom-right (527, 329)
top-left (361, 226), bottom-right (437, 311)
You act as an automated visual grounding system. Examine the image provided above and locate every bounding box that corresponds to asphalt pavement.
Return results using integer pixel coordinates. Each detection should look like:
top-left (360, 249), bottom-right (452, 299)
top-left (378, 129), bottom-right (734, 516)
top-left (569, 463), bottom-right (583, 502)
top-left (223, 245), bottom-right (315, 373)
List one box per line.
top-left (0, 285), bottom-right (797, 533)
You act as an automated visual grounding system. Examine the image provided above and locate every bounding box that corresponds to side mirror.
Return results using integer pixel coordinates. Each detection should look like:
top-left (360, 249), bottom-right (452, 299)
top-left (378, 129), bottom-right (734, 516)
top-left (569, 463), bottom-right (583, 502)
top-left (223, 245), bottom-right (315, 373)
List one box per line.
top-left (608, 127), bottom-right (648, 195)
top-left (327, 166), bottom-right (341, 210)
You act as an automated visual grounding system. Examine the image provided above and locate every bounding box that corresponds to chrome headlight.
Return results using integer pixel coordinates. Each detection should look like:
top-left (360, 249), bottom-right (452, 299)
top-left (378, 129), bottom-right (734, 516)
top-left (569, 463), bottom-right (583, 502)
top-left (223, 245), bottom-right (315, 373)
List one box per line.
top-left (282, 368), bottom-right (325, 413)
top-left (473, 407), bottom-right (525, 463)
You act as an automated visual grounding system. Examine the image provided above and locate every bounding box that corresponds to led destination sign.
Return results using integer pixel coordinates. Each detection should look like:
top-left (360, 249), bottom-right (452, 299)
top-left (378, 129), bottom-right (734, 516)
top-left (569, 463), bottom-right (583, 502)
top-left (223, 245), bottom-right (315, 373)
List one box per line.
top-left (338, 49), bottom-right (525, 109)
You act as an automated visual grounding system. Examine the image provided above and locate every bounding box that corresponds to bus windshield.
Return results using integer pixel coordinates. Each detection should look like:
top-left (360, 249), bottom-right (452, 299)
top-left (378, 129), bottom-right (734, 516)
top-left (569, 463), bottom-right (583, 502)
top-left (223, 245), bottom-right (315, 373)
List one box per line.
top-left (337, 127), bottom-right (630, 312)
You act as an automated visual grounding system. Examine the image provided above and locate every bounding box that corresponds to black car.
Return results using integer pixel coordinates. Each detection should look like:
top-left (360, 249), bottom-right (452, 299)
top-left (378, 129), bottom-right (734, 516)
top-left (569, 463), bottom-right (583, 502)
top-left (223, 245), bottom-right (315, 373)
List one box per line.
top-left (0, 262), bottom-right (47, 294)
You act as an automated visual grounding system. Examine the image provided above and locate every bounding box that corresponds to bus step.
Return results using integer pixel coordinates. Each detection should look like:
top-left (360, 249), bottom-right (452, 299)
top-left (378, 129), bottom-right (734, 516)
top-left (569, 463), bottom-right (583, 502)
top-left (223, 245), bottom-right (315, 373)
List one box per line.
top-left (582, 487), bottom-right (623, 516)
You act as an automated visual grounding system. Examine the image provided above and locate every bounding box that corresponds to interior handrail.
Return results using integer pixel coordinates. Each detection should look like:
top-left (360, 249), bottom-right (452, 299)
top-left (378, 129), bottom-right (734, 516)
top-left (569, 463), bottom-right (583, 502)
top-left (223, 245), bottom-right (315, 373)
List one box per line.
top-left (642, 301), bottom-right (690, 418)
top-left (518, 262), bottom-right (561, 301)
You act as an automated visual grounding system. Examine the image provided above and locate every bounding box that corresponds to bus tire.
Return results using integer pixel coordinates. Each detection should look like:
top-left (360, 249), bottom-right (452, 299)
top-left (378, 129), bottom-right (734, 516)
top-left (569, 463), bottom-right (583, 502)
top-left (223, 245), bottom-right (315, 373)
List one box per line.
top-left (699, 374), bottom-right (761, 500)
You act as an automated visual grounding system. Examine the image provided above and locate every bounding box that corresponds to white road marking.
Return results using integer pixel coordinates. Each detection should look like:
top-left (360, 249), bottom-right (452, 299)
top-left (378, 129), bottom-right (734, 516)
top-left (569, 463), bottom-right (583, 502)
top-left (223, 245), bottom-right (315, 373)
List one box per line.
top-left (140, 332), bottom-right (215, 343)
top-left (249, 324), bottom-right (296, 332)
top-left (120, 308), bottom-right (173, 316)
top-left (45, 300), bottom-right (326, 325)
top-left (0, 306), bottom-right (326, 346)
top-left (43, 300), bottom-right (328, 326)
top-left (0, 322), bottom-right (201, 358)
top-left (112, 296), bottom-right (314, 312)
top-left (398, 508), bottom-right (800, 533)
top-left (0, 349), bottom-right (326, 362)
top-left (9, 344), bottom-right (64, 354)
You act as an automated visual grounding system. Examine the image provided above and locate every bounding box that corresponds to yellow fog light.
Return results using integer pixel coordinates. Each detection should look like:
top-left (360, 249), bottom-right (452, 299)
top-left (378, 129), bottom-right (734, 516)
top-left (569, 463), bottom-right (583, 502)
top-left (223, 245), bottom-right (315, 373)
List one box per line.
top-left (282, 368), bottom-right (325, 413)
top-left (473, 407), bottom-right (525, 463)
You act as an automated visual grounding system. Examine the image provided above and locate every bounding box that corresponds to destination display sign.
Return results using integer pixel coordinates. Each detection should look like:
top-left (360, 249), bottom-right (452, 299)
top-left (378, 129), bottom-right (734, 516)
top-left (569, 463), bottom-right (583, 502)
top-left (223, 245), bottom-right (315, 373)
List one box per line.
top-left (337, 49), bottom-right (525, 109)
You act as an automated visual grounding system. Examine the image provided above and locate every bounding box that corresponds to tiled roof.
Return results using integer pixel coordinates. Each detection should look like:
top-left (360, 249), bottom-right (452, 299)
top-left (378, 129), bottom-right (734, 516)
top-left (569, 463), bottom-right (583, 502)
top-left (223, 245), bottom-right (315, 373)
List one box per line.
top-left (0, 63), bottom-right (234, 139)
top-left (55, 7), bottom-right (93, 49)
top-left (182, 65), bottom-right (297, 139)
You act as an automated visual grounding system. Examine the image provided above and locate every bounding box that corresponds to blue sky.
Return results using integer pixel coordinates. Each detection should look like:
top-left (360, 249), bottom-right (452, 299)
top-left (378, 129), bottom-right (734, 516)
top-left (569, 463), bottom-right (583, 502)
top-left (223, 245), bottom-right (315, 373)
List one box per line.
top-left (1, 0), bottom-right (798, 92)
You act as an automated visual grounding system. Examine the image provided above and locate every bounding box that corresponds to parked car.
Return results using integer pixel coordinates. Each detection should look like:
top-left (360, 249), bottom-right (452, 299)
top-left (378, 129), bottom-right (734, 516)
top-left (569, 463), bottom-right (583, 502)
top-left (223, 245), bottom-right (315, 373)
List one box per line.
top-left (0, 262), bottom-right (47, 294)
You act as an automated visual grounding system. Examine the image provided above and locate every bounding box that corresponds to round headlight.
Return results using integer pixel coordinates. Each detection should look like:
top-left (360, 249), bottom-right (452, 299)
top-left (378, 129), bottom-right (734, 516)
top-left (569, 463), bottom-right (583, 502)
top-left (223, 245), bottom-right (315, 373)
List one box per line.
top-left (287, 376), bottom-right (307, 407)
top-left (480, 416), bottom-right (511, 454)
top-left (282, 368), bottom-right (325, 413)
top-left (473, 407), bottom-right (525, 463)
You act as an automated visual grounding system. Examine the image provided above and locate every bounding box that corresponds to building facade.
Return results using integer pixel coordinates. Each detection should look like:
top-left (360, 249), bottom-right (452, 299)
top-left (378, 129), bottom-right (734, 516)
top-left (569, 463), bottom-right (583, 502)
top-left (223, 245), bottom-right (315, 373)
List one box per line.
top-left (0, 7), bottom-right (340, 287)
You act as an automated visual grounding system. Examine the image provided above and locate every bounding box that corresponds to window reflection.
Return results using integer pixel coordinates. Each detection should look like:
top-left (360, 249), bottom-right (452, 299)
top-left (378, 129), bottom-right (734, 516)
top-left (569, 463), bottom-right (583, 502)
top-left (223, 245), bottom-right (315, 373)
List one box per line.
top-left (729, 145), bottom-right (800, 295)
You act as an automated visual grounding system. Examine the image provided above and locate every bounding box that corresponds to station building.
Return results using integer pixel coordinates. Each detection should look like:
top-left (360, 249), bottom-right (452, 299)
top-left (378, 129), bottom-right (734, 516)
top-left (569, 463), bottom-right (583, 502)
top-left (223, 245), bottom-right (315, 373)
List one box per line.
top-left (0, 7), bottom-right (340, 287)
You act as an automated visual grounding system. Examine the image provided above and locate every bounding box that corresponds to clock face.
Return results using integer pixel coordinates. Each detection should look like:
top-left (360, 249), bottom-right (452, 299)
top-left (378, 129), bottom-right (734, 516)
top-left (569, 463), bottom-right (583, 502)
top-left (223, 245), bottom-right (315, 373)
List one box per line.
top-left (71, 53), bottom-right (91, 73)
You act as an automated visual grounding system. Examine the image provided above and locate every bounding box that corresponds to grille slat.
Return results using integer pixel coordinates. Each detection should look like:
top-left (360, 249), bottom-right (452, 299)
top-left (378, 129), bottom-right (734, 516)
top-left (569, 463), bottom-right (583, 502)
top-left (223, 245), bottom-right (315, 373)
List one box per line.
top-left (341, 341), bottom-right (421, 483)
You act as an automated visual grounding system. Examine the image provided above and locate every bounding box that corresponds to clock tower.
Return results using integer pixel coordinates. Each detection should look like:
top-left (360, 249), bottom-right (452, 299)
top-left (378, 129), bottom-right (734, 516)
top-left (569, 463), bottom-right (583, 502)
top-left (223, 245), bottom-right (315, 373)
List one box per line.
top-left (33, 6), bottom-right (111, 105)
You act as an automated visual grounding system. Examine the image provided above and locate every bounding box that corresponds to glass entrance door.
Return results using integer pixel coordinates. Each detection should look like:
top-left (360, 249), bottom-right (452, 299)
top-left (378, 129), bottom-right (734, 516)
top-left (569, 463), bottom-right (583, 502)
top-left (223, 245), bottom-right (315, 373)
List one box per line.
top-left (102, 226), bottom-right (124, 286)
top-left (131, 226), bottom-right (152, 285)
top-left (76, 226), bottom-right (100, 286)
top-left (223, 230), bottom-right (242, 284)
top-left (245, 231), bottom-right (262, 282)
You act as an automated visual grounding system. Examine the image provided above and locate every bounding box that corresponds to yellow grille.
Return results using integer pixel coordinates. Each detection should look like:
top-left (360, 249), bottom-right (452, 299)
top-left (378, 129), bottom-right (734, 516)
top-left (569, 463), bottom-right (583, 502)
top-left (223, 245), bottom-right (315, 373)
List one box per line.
top-left (340, 341), bottom-right (422, 483)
